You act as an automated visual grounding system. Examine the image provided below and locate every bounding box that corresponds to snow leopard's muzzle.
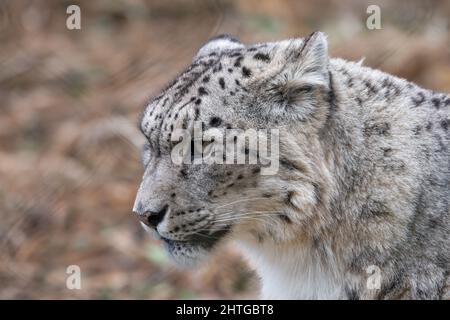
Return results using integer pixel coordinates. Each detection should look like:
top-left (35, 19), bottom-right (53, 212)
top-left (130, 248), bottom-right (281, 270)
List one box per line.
top-left (133, 197), bottom-right (232, 266)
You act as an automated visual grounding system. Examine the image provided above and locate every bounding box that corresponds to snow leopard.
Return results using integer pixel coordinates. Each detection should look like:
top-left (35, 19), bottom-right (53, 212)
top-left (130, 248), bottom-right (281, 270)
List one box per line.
top-left (133, 32), bottom-right (450, 299)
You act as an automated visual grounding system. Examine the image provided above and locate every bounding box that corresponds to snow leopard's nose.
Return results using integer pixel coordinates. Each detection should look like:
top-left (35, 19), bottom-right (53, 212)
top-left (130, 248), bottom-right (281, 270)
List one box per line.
top-left (134, 203), bottom-right (169, 229)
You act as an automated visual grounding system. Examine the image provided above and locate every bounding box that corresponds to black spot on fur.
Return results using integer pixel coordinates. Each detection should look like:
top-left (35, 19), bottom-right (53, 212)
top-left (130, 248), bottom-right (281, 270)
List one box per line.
top-left (242, 67), bottom-right (251, 77)
top-left (252, 167), bottom-right (261, 174)
top-left (229, 52), bottom-right (242, 58)
top-left (202, 76), bottom-right (209, 83)
top-left (195, 98), bottom-right (202, 105)
top-left (382, 77), bottom-right (391, 88)
top-left (432, 97), bottom-right (441, 109)
top-left (364, 80), bottom-right (378, 94)
top-left (347, 77), bottom-right (354, 87)
top-left (253, 52), bottom-right (271, 62)
top-left (212, 63), bottom-right (222, 73)
top-left (440, 119), bottom-right (449, 131)
top-left (428, 217), bottom-right (440, 230)
top-left (279, 213), bottom-right (292, 224)
top-left (413, 125), bottom-right (422, 135)
top-left (412, 92), bottom-right (425, 107)
top-left (234, 56), bottom-right (243, 67)
top-left (219, 77), bottom-right (225, 89)
top-left (383, 147), bottom-right (393, 156)
top-left (209, 117), bottom-right (222, 127)
top-left (356, 97), bottom-right (363, 107)
top-left (198, 87), bottom-right (208, 96)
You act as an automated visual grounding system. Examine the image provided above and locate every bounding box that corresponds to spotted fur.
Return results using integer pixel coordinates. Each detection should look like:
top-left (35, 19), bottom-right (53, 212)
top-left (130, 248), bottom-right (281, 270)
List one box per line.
top-left (134, 32), bottom-right (450, 299)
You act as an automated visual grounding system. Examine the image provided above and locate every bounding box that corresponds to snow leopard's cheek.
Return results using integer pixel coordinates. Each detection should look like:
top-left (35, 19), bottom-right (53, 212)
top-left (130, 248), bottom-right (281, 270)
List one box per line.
top-left (205, 166), bottom-right (262, 200)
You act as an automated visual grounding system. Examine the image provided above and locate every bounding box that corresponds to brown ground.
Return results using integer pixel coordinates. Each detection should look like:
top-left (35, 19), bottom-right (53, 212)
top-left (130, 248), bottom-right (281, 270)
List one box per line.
top-left (1, 0), bottom-right (449, 299)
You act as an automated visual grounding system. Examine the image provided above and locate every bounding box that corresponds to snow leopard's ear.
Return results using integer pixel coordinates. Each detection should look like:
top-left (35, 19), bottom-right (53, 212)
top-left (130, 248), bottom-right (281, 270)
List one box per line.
top-left (260, 32), bottom-right (330, 122)
top-left (273, 31), bottom-right (330, 95)
top-left (195, 34), bottom-right (244, 59)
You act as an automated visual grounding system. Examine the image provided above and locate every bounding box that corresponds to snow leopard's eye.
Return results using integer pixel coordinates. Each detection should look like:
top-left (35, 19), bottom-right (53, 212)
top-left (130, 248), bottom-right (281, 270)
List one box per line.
top-left (185, 137), bottom-right (216, 163)
top-left (141, 142), bottom-right (152, 168)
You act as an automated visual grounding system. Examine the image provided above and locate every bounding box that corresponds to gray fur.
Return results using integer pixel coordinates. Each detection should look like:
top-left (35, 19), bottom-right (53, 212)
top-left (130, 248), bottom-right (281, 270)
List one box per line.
top-left (134, 32), bottom-right (450, 299)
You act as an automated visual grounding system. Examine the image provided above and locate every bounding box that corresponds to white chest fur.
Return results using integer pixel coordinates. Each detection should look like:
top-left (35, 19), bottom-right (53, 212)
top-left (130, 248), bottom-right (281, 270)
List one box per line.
top-left (238, 241), bottom-right (344, 299)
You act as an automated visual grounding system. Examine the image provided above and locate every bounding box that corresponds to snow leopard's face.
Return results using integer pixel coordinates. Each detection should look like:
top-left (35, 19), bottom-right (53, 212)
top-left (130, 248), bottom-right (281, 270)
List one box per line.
top-left (133, 32), bottom-right (333, 266)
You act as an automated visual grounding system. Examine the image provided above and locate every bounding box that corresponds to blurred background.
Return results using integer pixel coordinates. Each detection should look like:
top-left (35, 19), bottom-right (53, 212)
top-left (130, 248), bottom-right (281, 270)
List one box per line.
top-left (0, 0), bottom-right (449, 299)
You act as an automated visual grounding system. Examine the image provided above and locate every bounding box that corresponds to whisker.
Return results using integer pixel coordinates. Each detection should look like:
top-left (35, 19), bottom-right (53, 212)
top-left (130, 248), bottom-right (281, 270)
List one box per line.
top-left (213, 197), bottom-right (271, 210)
top-left (212, 211), bottom-right (284, 224)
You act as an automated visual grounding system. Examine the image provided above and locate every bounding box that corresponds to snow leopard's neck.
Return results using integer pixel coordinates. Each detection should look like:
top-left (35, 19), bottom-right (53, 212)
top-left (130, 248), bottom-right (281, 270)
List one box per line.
top-left (238, 58), bottom-right (449, 300)
top-left (238, 239), bottom-right (346, 299)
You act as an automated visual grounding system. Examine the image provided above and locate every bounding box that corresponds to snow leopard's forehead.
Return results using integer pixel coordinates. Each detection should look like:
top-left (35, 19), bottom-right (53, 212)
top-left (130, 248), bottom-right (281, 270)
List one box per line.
top-left (139, 37), bottom-right (285, 144)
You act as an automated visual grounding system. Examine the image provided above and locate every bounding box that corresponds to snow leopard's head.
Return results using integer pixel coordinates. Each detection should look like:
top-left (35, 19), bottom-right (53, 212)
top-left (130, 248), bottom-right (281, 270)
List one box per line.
top-left (133, 32), bottom-right (335, 266)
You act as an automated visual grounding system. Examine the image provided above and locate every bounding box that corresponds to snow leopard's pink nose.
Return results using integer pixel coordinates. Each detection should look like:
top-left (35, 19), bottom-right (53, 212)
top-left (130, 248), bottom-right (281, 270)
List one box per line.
top-left (134, 204), bottom-right (169, 229)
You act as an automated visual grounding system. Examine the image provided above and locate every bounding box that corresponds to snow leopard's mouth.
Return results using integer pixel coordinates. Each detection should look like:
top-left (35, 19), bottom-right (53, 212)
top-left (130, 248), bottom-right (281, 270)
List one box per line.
top-left (158, 227), bottom-right (232, 266)
top-left (139, 216), bottom-right (233, 266)
top-left (160, 227), bottom-right (231, 250)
